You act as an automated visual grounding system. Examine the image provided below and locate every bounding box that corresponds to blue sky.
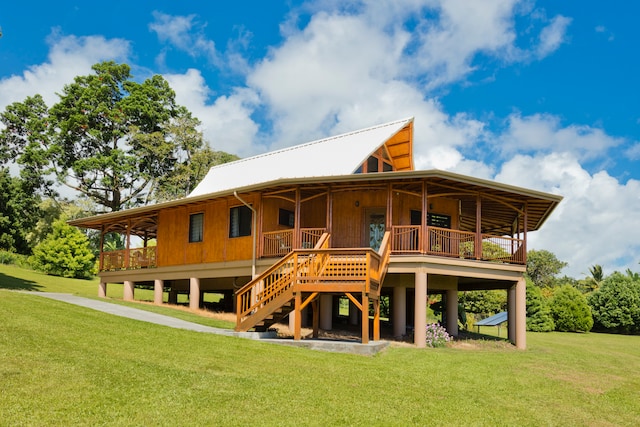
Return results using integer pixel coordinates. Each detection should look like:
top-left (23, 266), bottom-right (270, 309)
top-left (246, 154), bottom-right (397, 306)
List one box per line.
top-left (1, 0), bottom-right (639, 278)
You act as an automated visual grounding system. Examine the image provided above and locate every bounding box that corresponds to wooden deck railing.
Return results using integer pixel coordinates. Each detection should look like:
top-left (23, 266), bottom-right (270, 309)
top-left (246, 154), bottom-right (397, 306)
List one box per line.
top-left (100, 246), bottom-right (157, 271)
top-left (262, 227), bottom-right (326, 257)
top-left (390, 226), bottom-right (525, 264)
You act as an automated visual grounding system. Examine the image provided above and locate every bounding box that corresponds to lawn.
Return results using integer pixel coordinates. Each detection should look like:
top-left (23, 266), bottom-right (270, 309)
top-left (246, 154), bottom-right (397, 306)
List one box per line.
top-left (1, 266), bottom-right (640, 426)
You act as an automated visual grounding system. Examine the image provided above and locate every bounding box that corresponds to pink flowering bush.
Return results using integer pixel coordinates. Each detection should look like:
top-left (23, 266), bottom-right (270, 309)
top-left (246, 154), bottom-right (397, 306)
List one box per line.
top-left (425, 323), bottom-right (452, 348)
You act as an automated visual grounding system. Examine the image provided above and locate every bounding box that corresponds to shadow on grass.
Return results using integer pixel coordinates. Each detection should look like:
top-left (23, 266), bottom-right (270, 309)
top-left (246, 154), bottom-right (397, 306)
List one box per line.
top-left (0, 272), bottom-right (42, 291)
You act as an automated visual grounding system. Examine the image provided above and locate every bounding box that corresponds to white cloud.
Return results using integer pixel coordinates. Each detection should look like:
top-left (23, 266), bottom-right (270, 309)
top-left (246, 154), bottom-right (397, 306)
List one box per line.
top-left (496, 153), bottom-right (640, 277)
top-left (497, 113), bottom-right (624, 162)
top-left (149, 12), bottom-right (219, 66)
top-left (0, 32), bottom-right (130, 111)
top-left (164, 69), bottom-right (260, 157)
top-left (536, 15), bottom-right (572, 58)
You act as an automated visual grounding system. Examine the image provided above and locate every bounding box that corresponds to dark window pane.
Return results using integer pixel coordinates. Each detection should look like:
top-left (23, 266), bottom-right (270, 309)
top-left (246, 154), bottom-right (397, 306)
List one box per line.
top-left (230, 205), bottom-right (252, 237)
top-left (189, 213), bottom-right (204, 243)
top-left (367, 156), bottom-right (378, 173)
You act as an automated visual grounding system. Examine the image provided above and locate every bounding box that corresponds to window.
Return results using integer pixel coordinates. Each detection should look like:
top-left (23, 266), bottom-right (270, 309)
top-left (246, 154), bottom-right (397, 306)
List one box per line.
top-left (278, 208), bottom-right (295, 227)
top-left (229, 205), bottom-right (252, 238)
top-left (189, 213), bottom-right (204, 243)
top-left (410, 210), bottom-right (452, 229)
top-left (367, 156), bottom-right (379, 173)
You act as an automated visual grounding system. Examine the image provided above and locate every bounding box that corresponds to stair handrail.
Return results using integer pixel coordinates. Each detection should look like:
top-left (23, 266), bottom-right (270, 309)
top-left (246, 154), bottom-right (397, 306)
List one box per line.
top-left (235, 233), bottom-right (332, 329)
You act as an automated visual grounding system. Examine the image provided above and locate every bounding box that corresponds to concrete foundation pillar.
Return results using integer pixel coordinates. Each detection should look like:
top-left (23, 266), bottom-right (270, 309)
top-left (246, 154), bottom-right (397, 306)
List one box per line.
top-left (98, 282), bottom-right (107, 298)
top-left (154, 279), bottom-right (164, 305)
top-left (168, 289), bottom-right (178, 305)
top-left (123, 281), bottom-right (134, 301)
top-left (414, 272), bottom-right (427, 348)
top-left (393, 286), bottom-right (407, 338)
top-left (289, 310), bottom-right (297, 332)
top-left (189, 277), bottom-right (200, 310)
top-left (508, 285), bottom-right (516, 342)
top-left (446, 288), bottom-right (458, 337)
top-left (515, 278), bottom-right (527, 349)
top-left (320, 294), bottom-right (333, 330)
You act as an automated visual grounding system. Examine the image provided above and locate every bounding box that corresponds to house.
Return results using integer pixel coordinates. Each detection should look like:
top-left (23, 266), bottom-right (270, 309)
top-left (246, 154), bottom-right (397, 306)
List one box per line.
top-left (69, 117), bottom-right (562, 349)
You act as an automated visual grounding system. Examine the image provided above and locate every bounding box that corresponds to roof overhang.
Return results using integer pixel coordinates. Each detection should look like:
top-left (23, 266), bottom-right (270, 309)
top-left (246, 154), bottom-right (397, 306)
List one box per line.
top-left (70, 169), bottom-right (562, 236)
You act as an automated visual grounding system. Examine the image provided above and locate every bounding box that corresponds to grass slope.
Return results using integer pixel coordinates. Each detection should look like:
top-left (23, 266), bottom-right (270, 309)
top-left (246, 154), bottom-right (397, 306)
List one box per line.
top-left (1, 266), bottom-right (640, 425)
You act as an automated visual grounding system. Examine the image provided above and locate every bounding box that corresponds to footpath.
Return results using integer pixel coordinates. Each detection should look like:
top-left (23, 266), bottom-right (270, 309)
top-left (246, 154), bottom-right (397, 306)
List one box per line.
top-left (29, 293), bottom-right (388, 355)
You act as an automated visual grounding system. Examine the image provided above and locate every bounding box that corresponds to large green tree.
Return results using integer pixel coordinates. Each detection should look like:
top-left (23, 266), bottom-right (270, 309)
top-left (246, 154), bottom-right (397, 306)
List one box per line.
top-left (526, 249), bottom-right (568, 288)
top-left (0, 61), bottom-right (231, 212)
top-left (588, 271), bottom-right (640, 334)
top-left (0, 168), bottom-right (41, 254)
top-left (549, 285), bottom-right (593, 332)
top-left (526, 279), bottom-right (555, 332)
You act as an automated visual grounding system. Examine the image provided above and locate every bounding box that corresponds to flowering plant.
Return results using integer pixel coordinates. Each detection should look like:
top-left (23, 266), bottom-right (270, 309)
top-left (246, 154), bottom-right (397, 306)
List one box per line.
top-left (425, 323), bottom-right (452, 348)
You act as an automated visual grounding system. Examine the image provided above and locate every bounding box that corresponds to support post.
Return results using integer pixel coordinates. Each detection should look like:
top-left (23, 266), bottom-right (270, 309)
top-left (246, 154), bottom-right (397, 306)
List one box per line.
top-left (154, 279), bottom-right (164, 305)
top-left (312, 299), bottom-right (319, 338)
top-left (515, 277), bottom-right (527, 349)
top-left (123, 280), bottom-right (134, 301)
top-left (189, 277), bottom-right (200, 310)
top-left (362, 293), bottom-right (369, 344)
top-left (446, 288), bottom-right (459, 337)
top-left (373, 298), bottom-right (380, 341)
top-left (508, 285), bottom-right (516, 342)
top-left (320, 294), bottom-right (333, 331)
top-left (393, 286), bottom-right (407, 338)
top-left (294, 292), bottom-right (302, 340)
top-left (98, 282), bottom-right (107, 298)
top-left (414, 272), bottom-right (427, 348)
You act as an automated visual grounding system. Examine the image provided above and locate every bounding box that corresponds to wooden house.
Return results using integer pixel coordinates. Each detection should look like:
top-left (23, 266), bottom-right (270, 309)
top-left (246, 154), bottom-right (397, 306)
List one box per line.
top-left (70, 117), bottom-right (562, 348)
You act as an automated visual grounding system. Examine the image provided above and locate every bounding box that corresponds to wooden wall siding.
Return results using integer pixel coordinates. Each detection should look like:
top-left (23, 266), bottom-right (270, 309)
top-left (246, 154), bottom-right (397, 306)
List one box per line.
top-left (262, 196), bottom-right (295, 232)
top-left (428, 197), bottom-right (460, 229)
top-left (156, 195), bottom-right (260, 267)
top-left (385, 123), bottom-right (412, 171)
top-left (331, 188), bottom-right (386, 248)
top-left (300, 194), bottom-right (327, 228)
top-left (392, 191), bottom-right (421, 225)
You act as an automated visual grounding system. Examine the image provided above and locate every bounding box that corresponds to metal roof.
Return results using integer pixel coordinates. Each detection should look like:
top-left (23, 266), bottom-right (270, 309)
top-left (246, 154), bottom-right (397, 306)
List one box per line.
top-left (188, 117), bottom-right (414, 197)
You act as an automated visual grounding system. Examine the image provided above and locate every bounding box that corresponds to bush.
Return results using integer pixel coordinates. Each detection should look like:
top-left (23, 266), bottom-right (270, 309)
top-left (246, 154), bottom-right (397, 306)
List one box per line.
top-left (549, 285), bottom-right (593, 332)
top-left (588, 272), bottom-right (640, 334)
top-left (425, 323), bottom-right (452, 348)
top-left (526, 279), bottom-right (555, 332)
top-left (31, 219), bottom-right (96, 279)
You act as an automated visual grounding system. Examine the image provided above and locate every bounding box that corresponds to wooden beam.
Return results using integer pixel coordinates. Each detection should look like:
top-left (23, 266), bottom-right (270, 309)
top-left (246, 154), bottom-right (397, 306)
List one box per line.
top-left (345, 292), bottom-right (362, 311)
top-left (300, 292), bottom-right (319, 311)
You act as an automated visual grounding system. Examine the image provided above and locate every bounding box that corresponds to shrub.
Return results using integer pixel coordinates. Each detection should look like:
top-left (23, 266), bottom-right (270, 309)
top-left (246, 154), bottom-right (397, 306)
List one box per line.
top-left (549, 285), bottom-right (593, 332)
top-left (31, 219), bottom-right (96, 279)
top-left (526, 279), bottom-right (555, 332)
top-left (425, 323), bottom-right (452, 348)
top-left (588, 272), bottom-right (640, 334)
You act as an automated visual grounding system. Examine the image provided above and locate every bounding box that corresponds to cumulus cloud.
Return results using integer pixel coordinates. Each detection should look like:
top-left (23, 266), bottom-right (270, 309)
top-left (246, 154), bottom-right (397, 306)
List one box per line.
top-left (496, 153), bottom-right (640, 277)
top-left (536, 15), bottom-right (572, 58)
top-left (497, 113), bottom-right (624, 162)
top-left (0, 32), bottom-right (130, 111)
top-left (163, 69), bottom-right (260, 157)
top-left (149, 12), bottom-right (219, 66)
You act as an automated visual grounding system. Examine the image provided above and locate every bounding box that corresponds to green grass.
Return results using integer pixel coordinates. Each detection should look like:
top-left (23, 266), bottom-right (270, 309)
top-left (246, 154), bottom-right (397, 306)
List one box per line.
top-left (0, 264), bottom-right (235, 329)
top-left (1, 266), bottom-right (640, 425)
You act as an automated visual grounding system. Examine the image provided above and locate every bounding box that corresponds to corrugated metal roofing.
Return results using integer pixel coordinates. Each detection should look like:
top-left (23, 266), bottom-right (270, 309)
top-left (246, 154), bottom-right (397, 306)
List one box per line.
top-left (188, 117), bottom-right (414, 198)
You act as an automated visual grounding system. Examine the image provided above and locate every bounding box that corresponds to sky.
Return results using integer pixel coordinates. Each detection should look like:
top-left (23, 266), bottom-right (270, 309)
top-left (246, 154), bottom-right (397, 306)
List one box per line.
top-left (1, 0), bottom-right (639, 278)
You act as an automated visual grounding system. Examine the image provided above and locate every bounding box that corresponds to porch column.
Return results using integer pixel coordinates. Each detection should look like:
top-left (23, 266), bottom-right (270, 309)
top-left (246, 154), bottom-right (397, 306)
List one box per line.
top-left (189, 277), bottom-right (200, 310)
top-left (414, 272), bottom-right (427, 348)
top-left (168, 289), bottom-right (178, 305)
top-left (98, 282), bottom-right (107, 298)
top-left (508, 285), bottom-right (516, 342)
top-left (393, 286), bottom-right (407, 338)
top-left (515, 277), bottom-right (527, 349)
top-left (154, 279), bottom-right (164, 305)
top-left (320, 294), bottom-right (333, 330)
top-left (123, 281), bottom-right (135, 301)
top-left (446, 289), bottom-right (459, 337)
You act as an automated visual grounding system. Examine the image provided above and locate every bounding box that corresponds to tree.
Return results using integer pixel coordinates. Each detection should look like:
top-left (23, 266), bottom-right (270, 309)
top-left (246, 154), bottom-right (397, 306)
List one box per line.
top-left (31, 219), bottom-right (96, 279)
top-left (0, 61), bottom-right (227, 212)
top-left (526, 249), bottom-right (568, 288)
top-left (0, 168), bottom-right (41, 254)
top-left (460, 290), bottom-right (507, 318)
top-left (549, 285), bottom-right (593, 332)
top-left (588, 272), bottom-right (640, 334)
top-left (526, 279), bottom-right (555, 332)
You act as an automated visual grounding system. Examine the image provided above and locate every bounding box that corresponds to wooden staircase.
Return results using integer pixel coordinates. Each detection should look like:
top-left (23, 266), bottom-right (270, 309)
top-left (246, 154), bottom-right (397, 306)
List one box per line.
top-left (235, 232), bottom-right (391, 342)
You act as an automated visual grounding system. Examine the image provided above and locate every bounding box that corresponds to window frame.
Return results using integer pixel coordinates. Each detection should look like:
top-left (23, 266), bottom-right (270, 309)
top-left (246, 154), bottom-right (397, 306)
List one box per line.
top-left (189, 212), bottom-right (204, 243)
